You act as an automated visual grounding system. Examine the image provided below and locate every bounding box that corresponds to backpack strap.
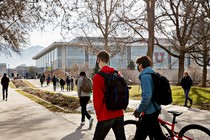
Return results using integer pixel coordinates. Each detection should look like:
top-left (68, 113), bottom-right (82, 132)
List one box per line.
top-left (97, 72), bottom-right (110, 87)
top-left (97, 71), bottom-right (107, 78)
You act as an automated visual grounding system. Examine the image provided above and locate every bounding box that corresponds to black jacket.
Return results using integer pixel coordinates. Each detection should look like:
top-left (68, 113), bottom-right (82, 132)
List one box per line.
top-left (1, 76), bottom-right (10, 87)
top-left (181, 76), bottom-right (192, 89)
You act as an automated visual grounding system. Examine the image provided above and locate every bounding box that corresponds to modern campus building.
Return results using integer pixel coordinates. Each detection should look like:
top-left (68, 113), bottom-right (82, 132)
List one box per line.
top-left (32, 37), bottom-right (190, 72)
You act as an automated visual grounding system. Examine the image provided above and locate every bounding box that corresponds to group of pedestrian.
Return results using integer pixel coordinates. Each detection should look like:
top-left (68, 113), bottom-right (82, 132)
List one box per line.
top-left (1, 50), bottom-right (194, 139)
top-left (39, 74), bottom-right (74, 92)
top-left (78, 50), bottom-right (194, 140)
top-left (66, 76), bottom-right (74, 91)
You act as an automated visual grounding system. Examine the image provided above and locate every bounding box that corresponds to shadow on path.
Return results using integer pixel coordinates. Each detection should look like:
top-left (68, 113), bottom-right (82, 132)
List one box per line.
top-left (61, 126), bottom-right (87, 140)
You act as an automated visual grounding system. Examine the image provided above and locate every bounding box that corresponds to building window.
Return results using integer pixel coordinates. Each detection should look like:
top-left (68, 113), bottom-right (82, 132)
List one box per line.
top-left (66, 46), bottom-right (85, 67)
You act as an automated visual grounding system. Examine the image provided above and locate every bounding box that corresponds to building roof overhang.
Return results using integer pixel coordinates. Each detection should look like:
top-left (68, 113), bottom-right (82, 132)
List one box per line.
top-left (32, 42), bottom-right (85, 60)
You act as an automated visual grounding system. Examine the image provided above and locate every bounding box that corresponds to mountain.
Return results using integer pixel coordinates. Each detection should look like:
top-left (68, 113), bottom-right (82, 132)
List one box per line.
top-left (0, 45), bottom-right (44, 68)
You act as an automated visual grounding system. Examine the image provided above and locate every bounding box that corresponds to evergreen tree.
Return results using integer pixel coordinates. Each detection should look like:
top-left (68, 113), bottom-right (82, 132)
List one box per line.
top-left (127, 60), bottom-right (135, 70)
top-left (91, 64), bottom-right (99, 78)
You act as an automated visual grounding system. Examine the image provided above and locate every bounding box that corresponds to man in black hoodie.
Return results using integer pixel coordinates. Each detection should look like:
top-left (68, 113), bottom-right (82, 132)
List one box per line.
top-left (1, 73), bottom-right (10, 101)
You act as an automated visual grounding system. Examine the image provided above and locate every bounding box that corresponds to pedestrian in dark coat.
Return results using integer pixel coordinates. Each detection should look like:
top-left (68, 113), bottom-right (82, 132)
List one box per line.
top-left (52, 75), bottom-right (58, 91)
top-left (59, 78), bottom-right (65, 91)
top-left (1, 73), bottom-right (10, 101)
top-left (181, 71), bottom-right (193, 107)
top-left (66, 76), bottom-right (71, 91)
top-left (70, 76), bottom-right (74, 91)
top-left (40, 74), bottom-right (45, 87)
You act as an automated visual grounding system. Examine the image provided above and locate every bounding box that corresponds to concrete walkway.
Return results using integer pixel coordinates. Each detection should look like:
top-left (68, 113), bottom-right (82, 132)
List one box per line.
top-left (0, 79), bottom-right (209, 140)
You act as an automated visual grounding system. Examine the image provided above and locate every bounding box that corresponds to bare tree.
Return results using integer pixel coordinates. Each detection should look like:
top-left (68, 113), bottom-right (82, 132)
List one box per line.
top-left (0, 0), bottom-right (63, 55)
top-left (60, 0), bottom-right (132, 56)
top-left (118, 0), bottom-right (156, 62)
top-left (190, 0), bottom-right (210, 87)
top-left (155, 0), bottom-right (201, 84)
top-left (146, 0), bottom-right (156, 62)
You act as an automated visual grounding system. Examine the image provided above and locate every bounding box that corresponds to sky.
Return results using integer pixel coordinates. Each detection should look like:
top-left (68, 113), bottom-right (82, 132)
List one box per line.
top-left (29, 27), bottom-right (64, 47)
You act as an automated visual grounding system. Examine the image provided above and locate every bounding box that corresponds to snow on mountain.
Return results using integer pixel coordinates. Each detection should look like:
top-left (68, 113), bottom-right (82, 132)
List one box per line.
top-left (0, 45), bottom-right (44, 68)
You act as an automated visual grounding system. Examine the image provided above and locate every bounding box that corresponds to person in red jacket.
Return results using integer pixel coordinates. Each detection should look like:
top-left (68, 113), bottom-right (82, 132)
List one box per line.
top-left (92, 50), bottom-right (126, 140)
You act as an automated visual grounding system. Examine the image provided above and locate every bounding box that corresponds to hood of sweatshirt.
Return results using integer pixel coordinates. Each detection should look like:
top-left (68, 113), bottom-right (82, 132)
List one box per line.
top-left (139, 66), bottom-right (155, 79)
top-left (100, 65), bottom-right (115, 74)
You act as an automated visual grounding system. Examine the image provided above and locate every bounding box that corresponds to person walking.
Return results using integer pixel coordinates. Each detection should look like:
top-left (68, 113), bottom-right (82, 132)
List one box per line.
top-left (92, 50), bottom-right (126, 140)
top-left (40, 74), bottom-right (45, 87)
top-left (66, 76), bottom-right (71, 91)
top-left (134, 56), bottom-right (166, 140)
top-left (46, 75), bottom-right (51, 86)
top-left (52, 75), bottom-right (57, 91)
top-left (181, 71), bottom-right (193, 107)
top-left (1, 73), bottom-right (10, 101)
top-left (70, 76), bottom-right (74, 91)
top-left (59, 78), bottom-right (65, 91)
top-left (77, 71), bottom-right (93, 129)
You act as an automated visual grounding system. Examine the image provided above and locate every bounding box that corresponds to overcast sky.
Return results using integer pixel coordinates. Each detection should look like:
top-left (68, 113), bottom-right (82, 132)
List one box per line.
top-left (29, 27), bottom-right (64, 47)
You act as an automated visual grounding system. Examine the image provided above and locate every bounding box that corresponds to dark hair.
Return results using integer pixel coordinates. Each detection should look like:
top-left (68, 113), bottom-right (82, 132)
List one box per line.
top-left (97, 50), bottom-right (110, 63)
top-left (136, 56), bottom-right (152, 68)
top-left (80, 71), bottom-right (86, 76)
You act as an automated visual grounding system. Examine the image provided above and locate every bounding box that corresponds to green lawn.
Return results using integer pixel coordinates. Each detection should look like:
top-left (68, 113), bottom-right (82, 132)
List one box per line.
top-left (129, 85), bottom-right (210, 110)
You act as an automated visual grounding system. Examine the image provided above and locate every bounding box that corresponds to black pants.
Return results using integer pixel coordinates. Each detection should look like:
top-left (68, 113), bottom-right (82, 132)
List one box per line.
top-left (79, 96), bottom-right (91, 122)
top-left (67, 84), bottom-right (70, 91)
top-left (93, 116), bottom-right (126, 140)
top-left (60, 85), bottom-right (64, 91)
top-left (2, 86), bottom-right (8, 100)
top-left (53, 84), bottom-right (56, 91)
top-left (135, 110), bottom-right (166, 140)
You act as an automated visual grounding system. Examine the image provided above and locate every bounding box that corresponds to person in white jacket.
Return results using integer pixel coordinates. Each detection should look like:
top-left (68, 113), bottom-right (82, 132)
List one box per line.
top-left (77, 71), bottom-right (94, 129)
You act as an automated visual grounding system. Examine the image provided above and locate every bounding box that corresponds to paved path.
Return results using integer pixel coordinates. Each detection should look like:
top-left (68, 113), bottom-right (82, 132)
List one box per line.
top-left (0, 79), bottom-right (209, 140)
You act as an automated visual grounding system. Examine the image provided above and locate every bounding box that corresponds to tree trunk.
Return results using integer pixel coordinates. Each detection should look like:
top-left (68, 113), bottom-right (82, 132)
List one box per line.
top-left (104, 36), bottom-right (110, 53)
top-left (178, 53), bottom-right (185, 85)
top-left (146, 0), bottom-right (155, 63)
top-left (202, 52), bottom-right (208, 87)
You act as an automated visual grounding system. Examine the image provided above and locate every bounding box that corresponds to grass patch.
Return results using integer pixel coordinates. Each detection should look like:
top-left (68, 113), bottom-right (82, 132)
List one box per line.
top-left (16, 90), bottom-right (70, 113)
top-left (9, 82), bottom-right (16, 88)
top-left (129, 85), bottom-right (141, 100)
top-left (129, 85), bottom-right (210, 110)
top-left (23, 80), bottom-right (37, 88)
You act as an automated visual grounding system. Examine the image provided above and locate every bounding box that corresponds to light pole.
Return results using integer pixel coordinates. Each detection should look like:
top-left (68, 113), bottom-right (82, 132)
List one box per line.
top-left (8, 64), bottom-right (10, 77)
top-left (51, 61), bottom-right (53, 78)
top-left (46, 62), bottom-right (47, 72)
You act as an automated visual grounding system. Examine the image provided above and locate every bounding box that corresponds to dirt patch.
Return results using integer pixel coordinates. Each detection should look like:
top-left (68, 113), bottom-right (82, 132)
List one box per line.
top-left (11, 80), bottom-right (80, 112)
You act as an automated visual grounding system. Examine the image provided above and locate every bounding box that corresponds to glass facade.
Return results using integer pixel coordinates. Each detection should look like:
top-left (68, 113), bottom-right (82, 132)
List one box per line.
top-left (66, 46), bottom-right (85, 68)
top-left (89, 54), bottom-right (96, 68)
top-left (34, 40), bottom-right (191, 71)
top-left (110, 53), bottom-right (127, 69)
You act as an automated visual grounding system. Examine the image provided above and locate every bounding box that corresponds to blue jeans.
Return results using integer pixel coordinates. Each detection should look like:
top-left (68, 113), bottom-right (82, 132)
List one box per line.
top-left (184, 88), bottom-right (192, 106)
top-left (93, 116), bottom-right (126, 140)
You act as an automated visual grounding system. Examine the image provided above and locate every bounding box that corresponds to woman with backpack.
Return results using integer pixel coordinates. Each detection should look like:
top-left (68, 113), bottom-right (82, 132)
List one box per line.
top-left (77, 71), bottom-right (93, 129)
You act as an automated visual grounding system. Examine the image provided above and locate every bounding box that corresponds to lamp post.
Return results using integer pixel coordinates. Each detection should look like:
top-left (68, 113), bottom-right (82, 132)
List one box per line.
top-left (51, 61), bottom-right (53, 78)
top-left (46, 62), bottom-right (47, 72)
top-left (8, 64), bottom-right (10, 77)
